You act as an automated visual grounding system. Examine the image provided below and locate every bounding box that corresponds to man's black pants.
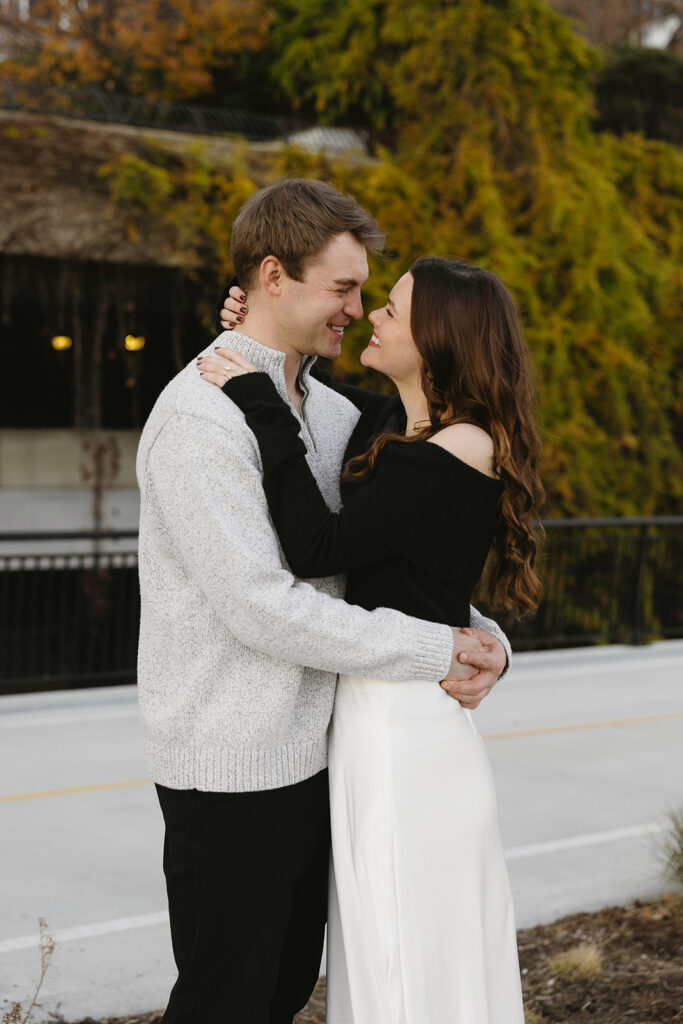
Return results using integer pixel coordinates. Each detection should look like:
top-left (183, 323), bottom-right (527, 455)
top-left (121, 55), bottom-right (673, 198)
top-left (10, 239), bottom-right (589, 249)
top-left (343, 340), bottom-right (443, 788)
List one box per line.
top-left (156, 770), bottom-right (330, 1024)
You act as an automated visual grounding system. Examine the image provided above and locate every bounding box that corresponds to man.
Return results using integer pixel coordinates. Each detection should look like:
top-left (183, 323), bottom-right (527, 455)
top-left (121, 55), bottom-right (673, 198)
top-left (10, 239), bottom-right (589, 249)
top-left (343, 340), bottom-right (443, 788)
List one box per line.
top-left (137, 178), bottom-right (510, 1024)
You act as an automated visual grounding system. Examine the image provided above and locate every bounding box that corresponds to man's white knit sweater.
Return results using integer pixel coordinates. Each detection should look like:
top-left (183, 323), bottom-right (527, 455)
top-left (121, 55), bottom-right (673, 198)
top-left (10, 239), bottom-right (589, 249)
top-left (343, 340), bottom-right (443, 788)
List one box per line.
top-left (136, 333), bottom-right (510, 793)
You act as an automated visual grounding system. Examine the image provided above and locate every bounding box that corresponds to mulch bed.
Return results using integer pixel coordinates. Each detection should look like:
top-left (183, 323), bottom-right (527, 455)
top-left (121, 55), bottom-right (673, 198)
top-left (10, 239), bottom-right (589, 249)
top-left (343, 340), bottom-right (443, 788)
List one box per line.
top-left (61, 896), bottom-right (682, 1024)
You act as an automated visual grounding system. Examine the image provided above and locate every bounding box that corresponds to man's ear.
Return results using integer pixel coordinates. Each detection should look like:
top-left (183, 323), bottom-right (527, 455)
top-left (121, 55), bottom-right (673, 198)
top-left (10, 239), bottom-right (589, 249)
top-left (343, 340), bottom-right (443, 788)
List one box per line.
top-left (259, 255), bottom-right (285, 295)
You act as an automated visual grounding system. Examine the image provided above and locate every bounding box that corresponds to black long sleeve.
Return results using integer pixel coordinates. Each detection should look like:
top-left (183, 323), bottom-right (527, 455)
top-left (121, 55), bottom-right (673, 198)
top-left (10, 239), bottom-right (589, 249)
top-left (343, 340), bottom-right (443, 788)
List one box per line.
top-left (223, 373), bottom-right (394, 577)
top-left (223, 374), bottom-right (503, 610)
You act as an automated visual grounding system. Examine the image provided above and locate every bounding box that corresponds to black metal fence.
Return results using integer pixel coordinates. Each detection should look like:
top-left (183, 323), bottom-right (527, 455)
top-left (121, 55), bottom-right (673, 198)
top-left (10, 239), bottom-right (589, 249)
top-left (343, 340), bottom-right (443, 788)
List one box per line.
top-left (0, 531), bottom-right (139, 692)
top-left (0, 78), bottom-right (370, 151)
top-left (473, 517), bottom-right (683, 651)
top-left (0, 518), bottom-right (681, 693)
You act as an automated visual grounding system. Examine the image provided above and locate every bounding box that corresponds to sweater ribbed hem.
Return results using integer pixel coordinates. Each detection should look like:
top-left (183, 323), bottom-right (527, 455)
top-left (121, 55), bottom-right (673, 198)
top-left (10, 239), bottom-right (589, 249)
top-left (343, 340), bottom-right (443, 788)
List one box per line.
top-left (145, 737), bottom-right (329, 793)
top-left (409, 621), bottom-right (454, 681)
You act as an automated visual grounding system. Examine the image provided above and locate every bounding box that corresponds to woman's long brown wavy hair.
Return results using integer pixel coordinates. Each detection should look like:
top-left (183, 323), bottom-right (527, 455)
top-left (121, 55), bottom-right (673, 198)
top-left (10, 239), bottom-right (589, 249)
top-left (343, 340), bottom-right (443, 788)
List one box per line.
top-left (342, 256), bottom-right (544, 618)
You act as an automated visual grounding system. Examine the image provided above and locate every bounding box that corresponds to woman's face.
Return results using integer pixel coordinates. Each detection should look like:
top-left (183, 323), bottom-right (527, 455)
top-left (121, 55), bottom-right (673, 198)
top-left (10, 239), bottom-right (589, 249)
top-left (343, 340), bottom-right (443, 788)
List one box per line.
top-left (361, 272), bottom-right (422, 384)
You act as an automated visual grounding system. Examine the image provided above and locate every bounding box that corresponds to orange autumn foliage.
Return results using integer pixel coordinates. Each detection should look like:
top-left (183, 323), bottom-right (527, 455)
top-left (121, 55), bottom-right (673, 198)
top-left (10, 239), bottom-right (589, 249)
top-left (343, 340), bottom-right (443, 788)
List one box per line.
top-left (4, 0), bottom-right (271, 102)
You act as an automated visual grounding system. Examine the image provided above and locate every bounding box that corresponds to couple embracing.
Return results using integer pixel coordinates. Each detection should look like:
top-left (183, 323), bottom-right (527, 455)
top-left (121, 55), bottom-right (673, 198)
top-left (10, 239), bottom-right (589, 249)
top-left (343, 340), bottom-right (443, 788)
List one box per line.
top-left (136, 178), bottom-right (543, 1023)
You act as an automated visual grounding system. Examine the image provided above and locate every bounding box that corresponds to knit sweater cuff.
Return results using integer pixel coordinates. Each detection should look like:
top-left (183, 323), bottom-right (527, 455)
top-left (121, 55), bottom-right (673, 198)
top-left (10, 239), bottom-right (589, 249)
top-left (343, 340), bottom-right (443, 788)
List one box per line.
top-left (408, 620), bottom-right (454, 681)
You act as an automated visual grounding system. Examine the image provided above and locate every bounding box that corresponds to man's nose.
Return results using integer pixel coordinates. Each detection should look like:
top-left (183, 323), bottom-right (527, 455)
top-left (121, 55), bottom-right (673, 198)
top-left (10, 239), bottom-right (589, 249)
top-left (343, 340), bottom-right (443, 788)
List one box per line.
top-left (344, 289), bottom-right (364, 321)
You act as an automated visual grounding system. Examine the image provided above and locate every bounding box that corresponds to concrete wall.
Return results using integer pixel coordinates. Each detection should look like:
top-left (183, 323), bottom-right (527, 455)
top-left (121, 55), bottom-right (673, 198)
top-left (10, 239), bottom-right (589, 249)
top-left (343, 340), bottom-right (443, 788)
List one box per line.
top-left (0, 429), bottom-right (141, 533)
top-left (0, 429), bottom-right (139, 488)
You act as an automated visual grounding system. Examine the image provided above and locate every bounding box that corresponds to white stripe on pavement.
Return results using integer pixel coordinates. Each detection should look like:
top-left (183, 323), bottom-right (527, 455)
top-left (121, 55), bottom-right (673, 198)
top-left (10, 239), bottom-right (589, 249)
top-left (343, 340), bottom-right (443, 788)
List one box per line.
top-left (508, 655), bottom-right (683, 681)
top-left (0, 822), bottom-right (667, 954)
top-left (0, 707), bottom-right (139, 728)
top-left (0, 911), bottom-right (169, 953)
top-left (505, 822), bottom-right (665, 860)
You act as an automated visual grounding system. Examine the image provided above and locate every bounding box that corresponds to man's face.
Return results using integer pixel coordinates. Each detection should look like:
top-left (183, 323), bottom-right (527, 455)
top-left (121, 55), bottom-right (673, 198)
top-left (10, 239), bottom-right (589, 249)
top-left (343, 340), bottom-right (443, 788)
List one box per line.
top-left (279, 233), bottom-right (369, 360)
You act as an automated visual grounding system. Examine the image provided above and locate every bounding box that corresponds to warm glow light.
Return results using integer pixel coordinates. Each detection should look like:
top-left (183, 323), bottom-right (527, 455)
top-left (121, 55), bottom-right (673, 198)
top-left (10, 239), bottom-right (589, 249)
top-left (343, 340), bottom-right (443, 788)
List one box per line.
top-left (52, 335), bottom-right (73, 351)
top-left (124, 334), bottom-right (146, 351)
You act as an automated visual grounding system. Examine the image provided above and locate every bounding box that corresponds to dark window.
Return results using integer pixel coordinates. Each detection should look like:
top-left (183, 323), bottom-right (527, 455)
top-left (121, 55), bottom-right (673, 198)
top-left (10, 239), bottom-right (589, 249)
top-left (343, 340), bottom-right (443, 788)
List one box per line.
top-left (0, 254), bottom-right (214, 429)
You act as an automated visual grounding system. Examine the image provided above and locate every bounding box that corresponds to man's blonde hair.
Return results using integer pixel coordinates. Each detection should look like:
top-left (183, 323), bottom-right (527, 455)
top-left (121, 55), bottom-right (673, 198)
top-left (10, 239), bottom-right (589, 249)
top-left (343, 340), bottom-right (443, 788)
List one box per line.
top-left (230, 179), bottom-right (385, 289)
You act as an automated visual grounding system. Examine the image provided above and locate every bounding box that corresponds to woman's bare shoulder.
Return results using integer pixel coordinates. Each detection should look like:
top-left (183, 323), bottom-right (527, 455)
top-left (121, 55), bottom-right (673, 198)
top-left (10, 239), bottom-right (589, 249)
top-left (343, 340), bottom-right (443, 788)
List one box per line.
top-left (427, 423), bottom-right (498, 479)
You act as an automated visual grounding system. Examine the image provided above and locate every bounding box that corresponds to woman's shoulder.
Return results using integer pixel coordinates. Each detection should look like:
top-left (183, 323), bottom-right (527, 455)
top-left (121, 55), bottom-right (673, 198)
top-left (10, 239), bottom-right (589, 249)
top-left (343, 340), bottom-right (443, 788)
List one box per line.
top-left (426, 423), bottom-right (498, 480)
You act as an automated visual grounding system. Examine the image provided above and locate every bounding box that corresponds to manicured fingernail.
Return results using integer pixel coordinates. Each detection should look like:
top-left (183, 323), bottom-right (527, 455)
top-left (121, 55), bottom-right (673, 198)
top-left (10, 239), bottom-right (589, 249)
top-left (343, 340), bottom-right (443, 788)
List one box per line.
top-left (229, 321), bottom-right (235, 327)
top-left (240, 306), bottom-right (247, 314)
top-left (239, 295), bottom-right (246, 303)
top-left (236, 316), bottom-right (243, 323)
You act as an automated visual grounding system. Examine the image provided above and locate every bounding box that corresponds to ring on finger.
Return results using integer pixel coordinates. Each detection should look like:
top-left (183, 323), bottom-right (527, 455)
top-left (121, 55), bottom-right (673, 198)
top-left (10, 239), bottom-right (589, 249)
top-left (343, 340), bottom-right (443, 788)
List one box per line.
top-left (223, 364), bottom-right (231, 377)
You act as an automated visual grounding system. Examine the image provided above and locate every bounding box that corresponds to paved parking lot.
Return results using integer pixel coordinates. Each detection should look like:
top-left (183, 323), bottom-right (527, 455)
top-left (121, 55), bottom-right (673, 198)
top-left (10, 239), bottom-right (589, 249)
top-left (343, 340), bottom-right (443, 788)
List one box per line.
top-left (2, 641), bottom-right (682, 1021)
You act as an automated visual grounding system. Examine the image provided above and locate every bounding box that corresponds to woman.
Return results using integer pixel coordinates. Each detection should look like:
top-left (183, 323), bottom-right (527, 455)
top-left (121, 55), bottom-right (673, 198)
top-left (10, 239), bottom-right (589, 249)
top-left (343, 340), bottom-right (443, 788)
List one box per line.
top-left (198, 257), bottom-right (543, 1023)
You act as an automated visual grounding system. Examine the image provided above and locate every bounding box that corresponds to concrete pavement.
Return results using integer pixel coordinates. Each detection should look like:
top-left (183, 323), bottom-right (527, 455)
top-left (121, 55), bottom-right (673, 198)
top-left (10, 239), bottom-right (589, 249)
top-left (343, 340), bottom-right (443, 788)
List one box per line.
top-left (1, 641), bottom-right (682, 1021)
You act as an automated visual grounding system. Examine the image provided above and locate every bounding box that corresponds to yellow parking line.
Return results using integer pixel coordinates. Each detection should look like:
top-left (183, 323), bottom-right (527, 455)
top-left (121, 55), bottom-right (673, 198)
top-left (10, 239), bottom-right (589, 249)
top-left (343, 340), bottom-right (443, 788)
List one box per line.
top-left (482, 710), bottom-right (683, 741)
top-left (2, 711), bottom-right (682, 802)
top-left (0, 778), bottom-right (152, 803)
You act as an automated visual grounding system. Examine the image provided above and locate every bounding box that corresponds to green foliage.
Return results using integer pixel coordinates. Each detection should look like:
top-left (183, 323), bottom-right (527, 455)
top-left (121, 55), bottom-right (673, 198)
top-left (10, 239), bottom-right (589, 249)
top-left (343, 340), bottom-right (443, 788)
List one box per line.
top-left (504, 137), bottom-right (683, 515)
top-left (269, 0), bottom-right (394, 126)
top-left (2, 124), bottom-right (47, 140)
top-left (99, 144), bottom-right (260, 273)
top-left (100, 0), bottom-right (683, 516)
top-left (663, 809), bottom-right (683, 892)
top-left (98, 154), bottom-right (175, 212)
top-left (269, 0), bottom-right (596, 151)
top-left (385, 0), bottom-right (596, 161)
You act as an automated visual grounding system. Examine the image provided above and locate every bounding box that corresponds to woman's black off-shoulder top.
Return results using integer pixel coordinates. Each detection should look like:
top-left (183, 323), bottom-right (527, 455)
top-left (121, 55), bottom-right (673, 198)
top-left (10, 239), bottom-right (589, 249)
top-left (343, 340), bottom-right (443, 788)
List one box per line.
top-left (224, 373), bottom-right (502, 628)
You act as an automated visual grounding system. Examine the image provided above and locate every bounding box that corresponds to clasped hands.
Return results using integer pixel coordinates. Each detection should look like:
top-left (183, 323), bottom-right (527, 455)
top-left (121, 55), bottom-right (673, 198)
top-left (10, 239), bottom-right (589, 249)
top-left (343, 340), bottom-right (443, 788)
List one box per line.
top-left (442, 627), bottom-right (506, 709)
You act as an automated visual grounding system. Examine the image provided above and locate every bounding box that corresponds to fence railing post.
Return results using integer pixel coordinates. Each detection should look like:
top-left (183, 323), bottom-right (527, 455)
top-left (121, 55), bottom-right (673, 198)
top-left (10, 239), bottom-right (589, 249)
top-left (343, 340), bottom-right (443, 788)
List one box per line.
top-left (631, 522), bottom-right (650, 645)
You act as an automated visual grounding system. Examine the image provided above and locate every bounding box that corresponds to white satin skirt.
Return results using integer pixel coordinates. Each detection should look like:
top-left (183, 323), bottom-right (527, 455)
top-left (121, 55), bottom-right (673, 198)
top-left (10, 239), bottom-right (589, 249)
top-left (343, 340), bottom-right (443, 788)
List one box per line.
top-left (326, 674), bottom-right (524, 1024)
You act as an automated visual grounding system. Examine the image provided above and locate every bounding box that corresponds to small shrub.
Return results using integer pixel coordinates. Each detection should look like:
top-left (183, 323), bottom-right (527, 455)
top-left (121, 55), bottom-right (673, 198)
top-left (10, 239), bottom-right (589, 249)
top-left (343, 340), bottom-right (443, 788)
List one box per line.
top-left (1, 919), bottom-right (55, 1024)
top-left (662, 808), bottom-right (683, 892)
top-left (548, 941), bottom-right (603, 978)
